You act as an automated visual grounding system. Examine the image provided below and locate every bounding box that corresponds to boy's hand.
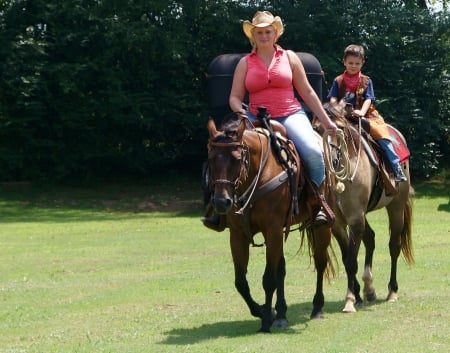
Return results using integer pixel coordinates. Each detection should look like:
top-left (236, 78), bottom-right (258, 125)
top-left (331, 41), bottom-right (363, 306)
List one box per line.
top-left (353, 109), bottom-right (365, 117)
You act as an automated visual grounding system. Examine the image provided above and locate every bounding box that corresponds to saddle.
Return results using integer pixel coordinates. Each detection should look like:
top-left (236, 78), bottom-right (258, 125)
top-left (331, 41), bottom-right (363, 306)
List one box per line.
top-left (345, 114), bottom-right (399, 197)
top-left (252, 111), bottom-right (300, 236)
top-left (253, 107), bottom-right (334, 234)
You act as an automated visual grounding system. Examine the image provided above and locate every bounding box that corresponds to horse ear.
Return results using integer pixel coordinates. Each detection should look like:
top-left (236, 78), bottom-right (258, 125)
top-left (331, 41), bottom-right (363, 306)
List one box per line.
top-left (237, 117), bottom-right (246, 138)
top-left (207, 117), bottom-right (221, 139)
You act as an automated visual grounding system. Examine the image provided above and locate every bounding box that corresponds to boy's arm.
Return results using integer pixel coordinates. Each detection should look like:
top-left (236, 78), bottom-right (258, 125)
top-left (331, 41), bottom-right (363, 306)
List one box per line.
top-left (355, 99), bottom-right (372, 117)
top-left (327, 79), bottom-right (339, 104)
top-left (355, 78), bottom-right (375, 116)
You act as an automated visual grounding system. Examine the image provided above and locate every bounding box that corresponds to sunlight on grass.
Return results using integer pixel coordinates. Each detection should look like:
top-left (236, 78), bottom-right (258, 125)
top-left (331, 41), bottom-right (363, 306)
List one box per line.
top-left (0, 180), bottom-right (448, 353)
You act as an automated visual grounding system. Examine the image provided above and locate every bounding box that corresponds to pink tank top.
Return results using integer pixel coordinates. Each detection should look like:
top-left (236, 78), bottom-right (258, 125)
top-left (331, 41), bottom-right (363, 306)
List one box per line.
top-left (245, 47), bottom-right (302, 118)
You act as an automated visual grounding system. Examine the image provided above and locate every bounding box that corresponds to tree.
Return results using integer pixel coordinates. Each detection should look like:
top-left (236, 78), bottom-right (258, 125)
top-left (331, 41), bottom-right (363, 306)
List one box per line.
top-left (0, 0), bottom-right (448, 182)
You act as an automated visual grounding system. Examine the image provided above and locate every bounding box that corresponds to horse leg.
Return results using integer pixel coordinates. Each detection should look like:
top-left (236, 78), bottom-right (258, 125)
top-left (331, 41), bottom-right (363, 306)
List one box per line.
top-left (272, 255), bottom-right (288, 328)
top-left (230, 231), bottom-right (263, 321)
top-left (310, 227), bottom-right (332, 319)
top-left (385, 207), bottom-right (403, 302)
top-left (343, 222), bottom-right (364, 313)
top-left (331, 219), bottom-right (361, 311)
top-left (362, 219), bottom-right (377, 302)
top-left (259, 232), bottom-right (284, 333)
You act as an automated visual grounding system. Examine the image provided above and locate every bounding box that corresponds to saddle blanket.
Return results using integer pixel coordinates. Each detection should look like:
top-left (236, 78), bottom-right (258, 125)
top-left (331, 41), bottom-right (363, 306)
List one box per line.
top-left (387, 125), bottom-right (410, 163)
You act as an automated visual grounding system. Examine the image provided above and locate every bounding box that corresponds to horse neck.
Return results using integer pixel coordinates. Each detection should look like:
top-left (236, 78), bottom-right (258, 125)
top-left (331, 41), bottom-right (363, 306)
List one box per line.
top-left (240, 129), bottom-right (279, 188)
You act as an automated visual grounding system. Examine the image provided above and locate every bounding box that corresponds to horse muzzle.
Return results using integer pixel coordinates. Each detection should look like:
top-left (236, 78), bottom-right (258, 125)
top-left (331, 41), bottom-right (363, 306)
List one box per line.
top-left (211, 193), bottom-right (233, 214)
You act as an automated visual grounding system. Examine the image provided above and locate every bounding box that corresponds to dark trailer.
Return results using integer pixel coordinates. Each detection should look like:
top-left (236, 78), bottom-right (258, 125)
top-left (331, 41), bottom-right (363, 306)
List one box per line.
top-left (206, 52), bottom-right (326, 123)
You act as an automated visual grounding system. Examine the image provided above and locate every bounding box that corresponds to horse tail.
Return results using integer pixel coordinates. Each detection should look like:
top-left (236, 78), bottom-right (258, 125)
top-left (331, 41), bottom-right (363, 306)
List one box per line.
top-left (301, 227), bottom-right (337, 281)
top-left (400, 187), bottom-right (415, 265)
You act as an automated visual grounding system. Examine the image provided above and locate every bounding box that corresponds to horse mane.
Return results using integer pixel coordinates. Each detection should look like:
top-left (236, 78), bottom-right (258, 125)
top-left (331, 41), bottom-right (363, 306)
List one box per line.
top-left (211, 113), bottom-right (243, 143)
top-left (323, 101), bottom-right (347, 127)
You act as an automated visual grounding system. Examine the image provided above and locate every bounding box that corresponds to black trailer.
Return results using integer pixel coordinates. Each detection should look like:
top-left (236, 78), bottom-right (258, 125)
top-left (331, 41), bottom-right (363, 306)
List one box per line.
top-left (206, 52), bottom-right (326, 122)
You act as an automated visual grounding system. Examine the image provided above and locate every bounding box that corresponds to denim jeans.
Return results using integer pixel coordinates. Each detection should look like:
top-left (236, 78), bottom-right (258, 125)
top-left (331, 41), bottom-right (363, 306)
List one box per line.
top-left (377, 138), bottom-right (400, 169)
top-left (246, 109), bottom-right (325, 187)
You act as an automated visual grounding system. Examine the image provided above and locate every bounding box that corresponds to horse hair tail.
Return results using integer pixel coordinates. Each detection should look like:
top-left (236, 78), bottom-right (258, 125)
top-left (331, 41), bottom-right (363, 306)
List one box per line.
top-left (301, 227), bottom-right (337, 281)
top-left (400, 190), bottom-right (414, 265)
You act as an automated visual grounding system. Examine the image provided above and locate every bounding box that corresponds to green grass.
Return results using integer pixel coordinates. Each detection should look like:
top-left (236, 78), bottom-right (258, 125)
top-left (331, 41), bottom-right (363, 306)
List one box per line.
top-left (0, 175), bottom-right (449, 353)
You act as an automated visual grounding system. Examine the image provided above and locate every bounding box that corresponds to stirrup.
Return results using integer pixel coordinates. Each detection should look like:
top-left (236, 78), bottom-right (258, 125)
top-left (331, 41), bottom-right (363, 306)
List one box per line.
top-left (313, 208), bottom-right (329, 226)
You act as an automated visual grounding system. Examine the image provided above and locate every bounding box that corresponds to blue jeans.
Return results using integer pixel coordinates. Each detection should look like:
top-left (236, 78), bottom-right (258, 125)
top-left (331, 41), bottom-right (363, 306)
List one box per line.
top-left (247, 109), bottom-right (325, 187)
top-left (377, 138), bottom-right (400, 169)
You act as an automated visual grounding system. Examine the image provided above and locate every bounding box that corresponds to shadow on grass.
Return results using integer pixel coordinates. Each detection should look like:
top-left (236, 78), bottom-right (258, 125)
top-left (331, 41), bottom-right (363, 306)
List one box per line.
top-left (0, 206), bottom-right (204, 223)
top-left (412, 178), bottom-right (449, 212)
top-left (159, 292), bottom-right (396, 345)
top-left (0, 179), bottom-right (205, 223)
top-left (159, 298), bottom-right (387, 344)
top-left (1, 175), bottom-right (447, 222)
top-left (160, 301), bottom-right (315, 344)
top-left (437, 200), bottom-right (450, 212)
top-left (413, 179), bottom-right (449, 198)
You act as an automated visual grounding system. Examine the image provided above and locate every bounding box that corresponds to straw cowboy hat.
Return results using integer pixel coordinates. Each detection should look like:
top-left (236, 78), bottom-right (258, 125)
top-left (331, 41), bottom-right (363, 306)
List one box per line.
top-left (243, 11), bottom-right (284, 42)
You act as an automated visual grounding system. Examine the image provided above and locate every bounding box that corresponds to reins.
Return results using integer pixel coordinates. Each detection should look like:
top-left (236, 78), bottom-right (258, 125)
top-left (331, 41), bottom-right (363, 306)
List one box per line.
top-left (235, 129), bottom-right (270, 215)
top-left (350, 119), bottom-right (363, 182)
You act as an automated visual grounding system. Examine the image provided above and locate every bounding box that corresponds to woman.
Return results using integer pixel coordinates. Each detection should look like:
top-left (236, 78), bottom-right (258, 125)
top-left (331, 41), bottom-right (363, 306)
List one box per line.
top-left (229, 11), bottom-right (337, 225)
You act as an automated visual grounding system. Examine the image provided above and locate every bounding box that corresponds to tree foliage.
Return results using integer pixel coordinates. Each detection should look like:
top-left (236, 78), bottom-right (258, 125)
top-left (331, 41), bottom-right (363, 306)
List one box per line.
top-left (0, 0), bottom-right (448, 182)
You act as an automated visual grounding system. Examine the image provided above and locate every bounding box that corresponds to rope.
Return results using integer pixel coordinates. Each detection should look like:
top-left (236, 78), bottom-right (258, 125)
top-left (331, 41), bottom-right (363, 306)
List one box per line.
top-left (323, 129), bottom-right (351, 182)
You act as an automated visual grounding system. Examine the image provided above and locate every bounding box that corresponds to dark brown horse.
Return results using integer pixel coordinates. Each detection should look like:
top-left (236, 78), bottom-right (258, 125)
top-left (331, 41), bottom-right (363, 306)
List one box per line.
top-left (320, 102), bottom-right (414, 312)
top-left (205, 114), bottom-right (334, 332)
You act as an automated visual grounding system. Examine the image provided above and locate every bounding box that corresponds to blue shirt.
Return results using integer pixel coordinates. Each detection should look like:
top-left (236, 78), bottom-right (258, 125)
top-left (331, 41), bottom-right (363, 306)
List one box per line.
top-left (327, 76), bottom-right (376, 107)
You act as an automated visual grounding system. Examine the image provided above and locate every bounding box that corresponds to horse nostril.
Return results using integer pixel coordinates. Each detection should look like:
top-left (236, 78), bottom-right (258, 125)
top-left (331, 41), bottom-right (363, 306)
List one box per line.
top-left (225, 198), bottom-right (233, 209)
top-left (211, 195), bottom-right (233, 214)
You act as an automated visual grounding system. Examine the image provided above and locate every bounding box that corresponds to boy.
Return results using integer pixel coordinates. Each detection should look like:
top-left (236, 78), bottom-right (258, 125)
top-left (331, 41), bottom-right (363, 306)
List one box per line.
top-left (328, 44), bottom-right (407, 182)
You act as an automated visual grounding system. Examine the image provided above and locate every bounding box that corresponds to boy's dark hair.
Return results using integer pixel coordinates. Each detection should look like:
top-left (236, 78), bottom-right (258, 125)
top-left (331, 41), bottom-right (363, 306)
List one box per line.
top-left (343, 44), bottom-right (365, 61)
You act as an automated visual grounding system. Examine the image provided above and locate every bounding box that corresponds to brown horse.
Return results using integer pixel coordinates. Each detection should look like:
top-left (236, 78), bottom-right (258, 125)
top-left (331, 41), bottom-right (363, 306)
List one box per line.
top-left (320, 102), bottom-right (414, 313)
top-left (205, 114), bottom-right (334, 333)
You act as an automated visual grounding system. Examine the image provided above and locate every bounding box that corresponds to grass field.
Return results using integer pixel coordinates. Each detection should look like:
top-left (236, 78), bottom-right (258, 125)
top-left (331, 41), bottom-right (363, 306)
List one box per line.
top-left (0, 174), bottom-right (449, 353)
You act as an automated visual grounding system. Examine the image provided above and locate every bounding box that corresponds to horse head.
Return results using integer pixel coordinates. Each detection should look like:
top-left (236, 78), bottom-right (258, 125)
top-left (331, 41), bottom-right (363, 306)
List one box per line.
top-left (323, 100), bottom-right (349, 126)
top-left (206, 115), bottom-right (249, 214)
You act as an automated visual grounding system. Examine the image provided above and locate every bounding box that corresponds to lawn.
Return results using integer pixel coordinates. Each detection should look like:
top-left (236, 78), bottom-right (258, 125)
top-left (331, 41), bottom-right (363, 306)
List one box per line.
top-left (0, 174), bottom-right (448, 353)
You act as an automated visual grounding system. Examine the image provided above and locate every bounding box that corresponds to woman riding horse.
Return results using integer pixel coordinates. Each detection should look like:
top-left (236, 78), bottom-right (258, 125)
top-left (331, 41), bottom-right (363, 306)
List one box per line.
top-left (203, 11), bottom-right (337, 231)
top-left (206, 113), bottom-right (334, 332)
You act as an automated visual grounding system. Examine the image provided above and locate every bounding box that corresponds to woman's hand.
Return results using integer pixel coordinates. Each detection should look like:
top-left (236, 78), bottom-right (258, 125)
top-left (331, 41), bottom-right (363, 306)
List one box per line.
top-left (235, 108), bottom-right (247, 119)
top-left (322, 119), bottom-right (338, 135)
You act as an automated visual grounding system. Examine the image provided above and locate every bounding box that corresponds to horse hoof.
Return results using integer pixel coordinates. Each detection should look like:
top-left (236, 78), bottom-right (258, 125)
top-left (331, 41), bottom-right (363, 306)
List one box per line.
top-left (365, 292), bottom-right (377, 302)
top-left (355, 301), bottom-right (365, 309)
top-left (272, 318), bottom-right (288, 328)
top-left (343, 302), bottom-right (356, 313)
top-left (343, 292), bottom-right (357, 312)
top-left (257, 327), bottom-right (271, 334)
top-left (386, 292), bottom-right (398, 302)
top-left (310, 310), bottom-right (324, 319)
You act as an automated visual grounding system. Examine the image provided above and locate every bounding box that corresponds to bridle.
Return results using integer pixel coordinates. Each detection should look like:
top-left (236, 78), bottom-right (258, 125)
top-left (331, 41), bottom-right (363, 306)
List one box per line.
top-left (208, 139), bottom-right (250, 191)
top-left (207, 125), bottom-right (270, 214)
